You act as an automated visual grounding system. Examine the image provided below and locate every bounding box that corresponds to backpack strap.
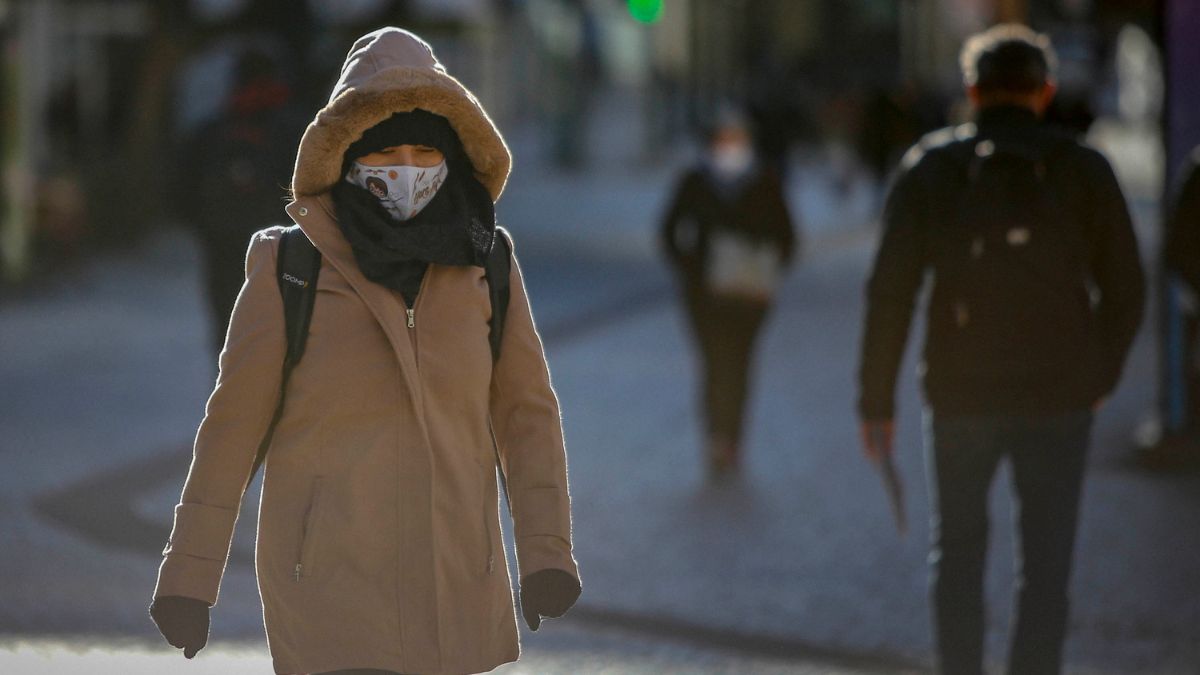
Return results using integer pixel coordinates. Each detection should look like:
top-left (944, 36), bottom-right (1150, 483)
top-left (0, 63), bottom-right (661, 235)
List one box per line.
top-left (244, 226), bottom-right (322, 494)
top-left (484, 227), bottom-right (514, 509)
top-left (277, 226), bottom-right (323, 366)
top-left (484, 227), bottom-right (512, 363)
top-left (966, 138), bottom-right (1049, 182)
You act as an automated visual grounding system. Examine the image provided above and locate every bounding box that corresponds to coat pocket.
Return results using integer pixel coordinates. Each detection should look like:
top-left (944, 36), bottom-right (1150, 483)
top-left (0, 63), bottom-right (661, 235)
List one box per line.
top-left (294, 477), bottom-right (324, 582)
top-left (479, 460), bottom-right (497, 577)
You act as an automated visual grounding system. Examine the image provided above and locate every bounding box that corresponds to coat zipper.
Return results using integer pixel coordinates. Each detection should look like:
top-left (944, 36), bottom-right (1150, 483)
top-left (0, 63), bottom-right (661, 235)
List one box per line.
top-left (406, 265), bottom-right (430, 330)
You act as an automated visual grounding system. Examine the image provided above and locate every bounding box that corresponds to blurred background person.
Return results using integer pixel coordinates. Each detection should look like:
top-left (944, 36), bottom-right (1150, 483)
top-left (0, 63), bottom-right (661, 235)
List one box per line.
top-left (173, 46), bottom-right (307, 354)
top-left (745, 44), bottom-right (805, 179)
top-left (1144, 147), bottom-right (1200, 470)
top-left (857, 80), bottom-right (948, 203)
top-left (660, 110), bottom-right (797, 478)
top-left (858, 25), bottom-right (1144, 675)
top-left (528, 0), bottom-right (605, 169)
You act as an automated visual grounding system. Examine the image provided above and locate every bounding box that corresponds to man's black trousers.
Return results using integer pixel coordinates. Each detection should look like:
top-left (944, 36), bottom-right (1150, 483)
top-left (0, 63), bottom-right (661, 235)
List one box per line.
top-left (925, 410), bottom-right (1092, 675)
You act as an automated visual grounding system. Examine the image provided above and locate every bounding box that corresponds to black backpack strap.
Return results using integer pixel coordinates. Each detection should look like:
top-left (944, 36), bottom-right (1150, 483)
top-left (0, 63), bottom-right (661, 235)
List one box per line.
top-left (484, 227), bottom-right (512, 363)
top-left (960, 133), bottom-right (1070, 185)
top-left (484, 227), bottom-right (514, 508)
top-left (244, 226), bottom-right (322, 494)
top-left (277, 226), bottom-right (322, 366)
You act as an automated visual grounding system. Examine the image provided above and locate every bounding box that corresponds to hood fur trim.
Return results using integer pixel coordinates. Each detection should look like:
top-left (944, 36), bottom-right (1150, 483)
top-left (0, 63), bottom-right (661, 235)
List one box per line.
top-left (292, 66), bottom-right (511, 201)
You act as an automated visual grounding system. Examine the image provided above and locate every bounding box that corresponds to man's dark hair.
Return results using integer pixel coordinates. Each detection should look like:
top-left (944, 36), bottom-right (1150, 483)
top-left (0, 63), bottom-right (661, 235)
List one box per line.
top-left (960, 23), bottom-right (1057, 94)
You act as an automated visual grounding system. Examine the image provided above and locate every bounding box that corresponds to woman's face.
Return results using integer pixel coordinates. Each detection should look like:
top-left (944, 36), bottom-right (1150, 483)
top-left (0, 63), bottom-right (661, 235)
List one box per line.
top-left (357, 144), bottom-right (444, 168)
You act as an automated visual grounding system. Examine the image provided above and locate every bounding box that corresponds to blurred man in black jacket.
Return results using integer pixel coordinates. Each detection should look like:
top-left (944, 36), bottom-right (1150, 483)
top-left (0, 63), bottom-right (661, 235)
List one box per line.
top-left (857, 25), bottom-right (1144, 675)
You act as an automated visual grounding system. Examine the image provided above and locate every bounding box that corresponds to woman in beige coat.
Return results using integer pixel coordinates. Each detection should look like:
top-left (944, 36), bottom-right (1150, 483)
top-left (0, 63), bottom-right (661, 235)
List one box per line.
top-left (149, 27), bottom-right (580, 675)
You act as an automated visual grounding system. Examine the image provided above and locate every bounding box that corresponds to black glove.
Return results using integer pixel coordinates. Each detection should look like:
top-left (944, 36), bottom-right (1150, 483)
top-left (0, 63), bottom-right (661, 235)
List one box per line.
top-left (150, 595), bottom-right (210, 659)
top-left (519, 568), bottom-right (580, 631)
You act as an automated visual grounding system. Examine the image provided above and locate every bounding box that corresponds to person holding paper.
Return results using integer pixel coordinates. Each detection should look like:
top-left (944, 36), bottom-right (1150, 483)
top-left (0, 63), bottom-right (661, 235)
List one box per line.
top-left (661, 109), bottom-right (798, 477)
top-left (857, 25), bottom-right (1143, 675)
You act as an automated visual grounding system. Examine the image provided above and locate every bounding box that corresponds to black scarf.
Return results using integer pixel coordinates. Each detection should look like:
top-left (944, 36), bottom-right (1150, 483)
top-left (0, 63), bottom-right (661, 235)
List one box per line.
top-left (332, 164), bottom-right (496, 305)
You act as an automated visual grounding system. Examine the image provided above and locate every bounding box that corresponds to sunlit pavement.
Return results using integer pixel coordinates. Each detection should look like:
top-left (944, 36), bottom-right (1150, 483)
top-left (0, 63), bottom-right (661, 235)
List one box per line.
top-left (0, 620), bottom-right (916, 675)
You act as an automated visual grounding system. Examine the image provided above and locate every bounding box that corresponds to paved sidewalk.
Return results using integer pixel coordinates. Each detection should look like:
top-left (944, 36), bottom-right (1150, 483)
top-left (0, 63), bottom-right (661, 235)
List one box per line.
top-left (1, 624), bottom-right (917, 675)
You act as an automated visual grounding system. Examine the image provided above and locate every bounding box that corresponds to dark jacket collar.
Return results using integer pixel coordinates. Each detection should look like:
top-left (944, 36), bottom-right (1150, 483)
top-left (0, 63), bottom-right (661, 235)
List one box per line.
top-left (975, 104), bottom-right (1041, 133)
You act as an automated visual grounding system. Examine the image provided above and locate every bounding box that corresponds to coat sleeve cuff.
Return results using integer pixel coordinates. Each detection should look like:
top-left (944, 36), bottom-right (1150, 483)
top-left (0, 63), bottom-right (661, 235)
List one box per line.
top-left (154, 502), bottom-right (239, 606)
top-left (153, 553), bottom-right (225, 606)
top-left (162, 502), bottom-right (239, 561)
top-left (515, 534), bottom-right (578, 582)
top-left (510, 486), bottom-right (577, 580)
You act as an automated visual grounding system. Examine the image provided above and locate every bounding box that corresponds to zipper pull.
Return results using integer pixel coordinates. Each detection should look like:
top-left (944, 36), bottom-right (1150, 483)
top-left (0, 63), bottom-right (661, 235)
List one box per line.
top-left (294, 563), bottom-right (302, 582)
top-left (406, 308), bottom-right (415, 329)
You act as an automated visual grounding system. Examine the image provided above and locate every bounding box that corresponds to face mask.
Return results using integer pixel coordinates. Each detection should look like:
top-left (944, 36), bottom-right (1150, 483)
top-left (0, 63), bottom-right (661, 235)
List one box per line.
top-left (711, 143), bottom-right (754, 178)
top-left (344, 160), bottom-right (448, 221)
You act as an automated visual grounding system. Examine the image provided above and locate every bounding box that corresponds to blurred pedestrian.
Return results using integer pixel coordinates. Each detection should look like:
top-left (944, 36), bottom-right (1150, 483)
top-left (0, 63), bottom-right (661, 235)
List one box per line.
top-left (661, 111), bottom-right (798, 477)
top-left (1142, 148), bottom-right (1200, 470)
top-left (858, 85), bottom-right (920, 190)
top-left (176, 46), bottom-right (308, 354)
top-left (149, 27), bottom-right (580, 675)
top-left (747, 50), bottom-right (802, 178)
top-left (1165, 150), bottom-right (1200, 308)
top-left (858, 81), bottom-right (947, 201)
top-left (857, 25), bottom-right (1144, 675)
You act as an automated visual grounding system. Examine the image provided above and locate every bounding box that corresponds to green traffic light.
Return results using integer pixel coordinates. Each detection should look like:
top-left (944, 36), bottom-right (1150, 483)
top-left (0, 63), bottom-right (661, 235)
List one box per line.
top-left (628, 0), bottom-right (664, 24)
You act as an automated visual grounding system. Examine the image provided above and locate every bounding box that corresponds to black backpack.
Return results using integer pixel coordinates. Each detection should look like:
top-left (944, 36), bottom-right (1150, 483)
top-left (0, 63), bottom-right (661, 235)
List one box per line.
top-left (242, 225), bottom-right (512, 491)
top-left (938, 135), bottom-right (1088, 371)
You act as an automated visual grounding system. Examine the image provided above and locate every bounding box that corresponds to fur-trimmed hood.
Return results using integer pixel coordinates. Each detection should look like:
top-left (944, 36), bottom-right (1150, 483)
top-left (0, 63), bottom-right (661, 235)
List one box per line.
top-left (291, 27), bottom-right (511, 201)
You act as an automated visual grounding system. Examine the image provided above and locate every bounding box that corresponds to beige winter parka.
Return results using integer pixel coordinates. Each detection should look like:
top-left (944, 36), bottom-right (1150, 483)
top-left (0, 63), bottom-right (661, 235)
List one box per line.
top-left (153, 28), bottom-right (578, 675)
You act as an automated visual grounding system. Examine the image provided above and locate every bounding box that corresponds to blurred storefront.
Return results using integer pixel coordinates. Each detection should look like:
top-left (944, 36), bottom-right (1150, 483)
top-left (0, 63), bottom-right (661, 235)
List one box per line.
top-left (1, 0), bottom-right (152, 282)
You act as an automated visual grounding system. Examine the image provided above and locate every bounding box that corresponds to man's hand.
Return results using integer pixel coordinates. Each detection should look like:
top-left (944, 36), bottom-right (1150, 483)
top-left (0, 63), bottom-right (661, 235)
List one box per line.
top-left (860, 419), bottom-right (895, 463)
